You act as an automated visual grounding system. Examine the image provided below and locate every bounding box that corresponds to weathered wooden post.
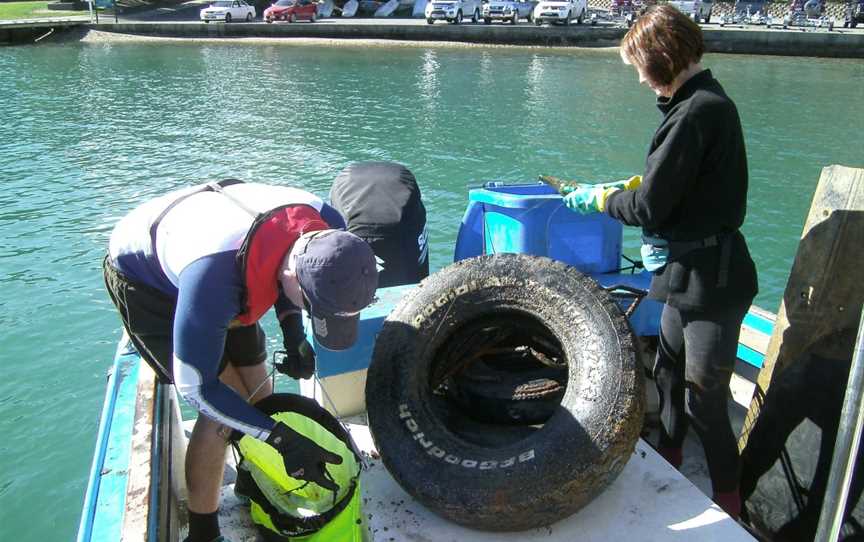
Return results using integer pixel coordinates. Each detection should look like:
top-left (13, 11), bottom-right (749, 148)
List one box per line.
top-left (739, 164), bottom-right (864, 448)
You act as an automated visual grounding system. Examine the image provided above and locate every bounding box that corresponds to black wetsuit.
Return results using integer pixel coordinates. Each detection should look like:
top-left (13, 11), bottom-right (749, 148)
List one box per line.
top-left (605, 69), bottom-right (758, 493)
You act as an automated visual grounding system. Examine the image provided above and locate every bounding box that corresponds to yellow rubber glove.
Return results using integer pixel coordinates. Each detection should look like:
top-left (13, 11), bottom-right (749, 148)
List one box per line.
top-left (542, 174), bottom-right (641, 207)
top-left (563, 186), bottom-right (620, 214)
top-left (596, 175), bottom-right (642, 191)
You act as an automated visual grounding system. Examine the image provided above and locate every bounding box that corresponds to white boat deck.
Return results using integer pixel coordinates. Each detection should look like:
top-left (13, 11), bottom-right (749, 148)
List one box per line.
top-left (198, 372), bottom-right (757, 542)
top-left (357, 438), bottom-right (751, 541)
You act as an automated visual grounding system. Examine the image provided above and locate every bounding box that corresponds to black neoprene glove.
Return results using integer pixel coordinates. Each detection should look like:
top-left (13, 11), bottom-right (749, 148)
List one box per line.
top-left (265, 422), bottom-right (343, 492)
top-left (277, 312), bottom-right (316, 379)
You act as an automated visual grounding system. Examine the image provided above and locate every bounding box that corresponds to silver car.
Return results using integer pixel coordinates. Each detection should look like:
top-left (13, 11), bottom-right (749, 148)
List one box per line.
top-left (425, 0), bottom-right (483, 23)
top-left (482, 0), bottom-right (535, 23)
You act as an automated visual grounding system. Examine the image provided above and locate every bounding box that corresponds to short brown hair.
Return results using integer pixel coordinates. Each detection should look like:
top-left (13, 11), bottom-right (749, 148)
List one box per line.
top-left (620, 5), bottom-right (704, 87)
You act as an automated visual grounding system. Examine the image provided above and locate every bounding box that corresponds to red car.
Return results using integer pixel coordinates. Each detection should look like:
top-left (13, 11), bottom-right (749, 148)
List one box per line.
top-left (264, 0), bottom-right (318, 22)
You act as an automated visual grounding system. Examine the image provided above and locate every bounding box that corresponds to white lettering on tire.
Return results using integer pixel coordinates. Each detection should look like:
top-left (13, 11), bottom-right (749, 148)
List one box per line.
top-left (398, 403), bottom-right (535, 469)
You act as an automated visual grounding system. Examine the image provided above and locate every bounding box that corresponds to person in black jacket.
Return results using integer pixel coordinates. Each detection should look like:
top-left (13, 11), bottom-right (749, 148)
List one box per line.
top-left (563, 5), bottom-right (758, 518)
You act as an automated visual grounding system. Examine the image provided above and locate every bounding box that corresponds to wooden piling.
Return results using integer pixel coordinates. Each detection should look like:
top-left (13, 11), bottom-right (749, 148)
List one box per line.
top-left (739, 165), bottom-right (864, 450)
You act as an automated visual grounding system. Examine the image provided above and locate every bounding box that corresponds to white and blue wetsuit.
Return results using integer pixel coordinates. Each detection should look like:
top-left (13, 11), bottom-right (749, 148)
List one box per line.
top-left (108, 182), bottom-right (345, 440)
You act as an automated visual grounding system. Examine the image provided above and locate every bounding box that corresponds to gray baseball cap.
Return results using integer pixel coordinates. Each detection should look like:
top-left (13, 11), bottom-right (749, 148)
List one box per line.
top-left (295, 230), bottom-right (378, 350)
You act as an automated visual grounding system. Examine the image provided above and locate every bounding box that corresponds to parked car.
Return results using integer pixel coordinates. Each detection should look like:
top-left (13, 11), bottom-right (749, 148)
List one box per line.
top-left (667, 0), bottom-right (713, 22)
top-left (200, 0), bottom-right (256, 22)
top-left (425, 0), bottom-right (483, 23)
top-left (482, 0), bottom-right (535, 23)
top-left (264, 0), bottom-right (318, 22)
top-left (532, 0), bottom-right (587, 24)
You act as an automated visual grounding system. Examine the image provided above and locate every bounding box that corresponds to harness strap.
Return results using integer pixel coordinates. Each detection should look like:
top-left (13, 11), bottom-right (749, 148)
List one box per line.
top-left (206, 181), bottom-right (260, 218)
top-left (148, 178), bottom-right (245, 259)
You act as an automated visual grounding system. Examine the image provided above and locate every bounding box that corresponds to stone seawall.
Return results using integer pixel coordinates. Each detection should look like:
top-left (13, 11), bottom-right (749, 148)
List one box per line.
top-left (89, 21), bottom-right (864, 57)
top-left (3, 17), bottom-right (863, 57)
top-left (0, 20), bottom-right (86, 44)
top-left (586, 0), bottom-right (851, 20)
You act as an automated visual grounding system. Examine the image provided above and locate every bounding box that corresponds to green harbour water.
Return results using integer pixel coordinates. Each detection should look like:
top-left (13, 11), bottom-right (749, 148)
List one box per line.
top-left (1, 41), bottom-right (862, 540)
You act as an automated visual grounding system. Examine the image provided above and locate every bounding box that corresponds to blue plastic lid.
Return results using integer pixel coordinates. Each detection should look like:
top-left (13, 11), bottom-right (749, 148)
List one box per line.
top-left (468, 183), bottom-right (561, 209)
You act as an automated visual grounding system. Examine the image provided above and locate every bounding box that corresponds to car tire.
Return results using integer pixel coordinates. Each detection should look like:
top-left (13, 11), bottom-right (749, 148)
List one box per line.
top-left (204, 19), bottom-right (210, 23)
top-left (245, 12), bottom-right (252, 21)
top-left (225, 12), bottom-right (232, 22)
top-left (484, 17), bottom-right (491, 23)
top-left (534, 17), bottom-right (541, 25)
top-left (427, 17), bottom-right (434, 23)
top-left (365, 254), bottom-right (644, 532)
top-left (288, 12), bottom-right (296, 22)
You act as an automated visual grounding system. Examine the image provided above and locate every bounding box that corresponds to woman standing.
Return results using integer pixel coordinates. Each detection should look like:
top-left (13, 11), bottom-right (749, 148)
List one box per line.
top-left (563, 5), bottom-right (758, 518)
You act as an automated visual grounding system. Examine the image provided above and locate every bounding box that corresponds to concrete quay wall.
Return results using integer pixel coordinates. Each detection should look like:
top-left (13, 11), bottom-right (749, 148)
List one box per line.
top-left (3, 19), bottom-right (863, 58)
top-left (702, 26), bottom-right (864, 58)
top-left (93, 22), bottom-right (864, 58)
top-left (0, 20), bottom-right (86, 44)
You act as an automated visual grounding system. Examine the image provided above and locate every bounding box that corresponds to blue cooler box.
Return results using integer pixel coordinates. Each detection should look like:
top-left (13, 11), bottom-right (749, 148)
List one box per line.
top-left (454, 183), bottom-right (623, 273)
top-left (454, 181), bottom-right (661, 337)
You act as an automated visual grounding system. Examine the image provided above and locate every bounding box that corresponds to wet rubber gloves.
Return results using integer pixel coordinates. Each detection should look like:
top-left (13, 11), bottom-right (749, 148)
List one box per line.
top-left (562, 176), bottom-right (642, 215)
top-left (265, 422), bottom-right (343, 492)
top-left (277, 313), bottom-right (316, 379)
top-left (640, 235), bottom-right (669, 272)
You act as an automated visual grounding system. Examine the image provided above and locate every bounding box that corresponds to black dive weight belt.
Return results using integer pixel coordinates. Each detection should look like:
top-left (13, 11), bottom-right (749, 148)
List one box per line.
top-left (644, 231), bottom-right (734, 287)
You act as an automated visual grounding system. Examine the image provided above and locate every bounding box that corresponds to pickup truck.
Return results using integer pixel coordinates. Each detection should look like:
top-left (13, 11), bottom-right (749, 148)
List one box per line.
top-left (425, 0), bottom-right (483, 23)
top-left (668, 0), bottom-right (713, 22)
top-left (482, 0), bottom-right (535, 23)
top-left (532, 0), bottom-right (587, 24)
